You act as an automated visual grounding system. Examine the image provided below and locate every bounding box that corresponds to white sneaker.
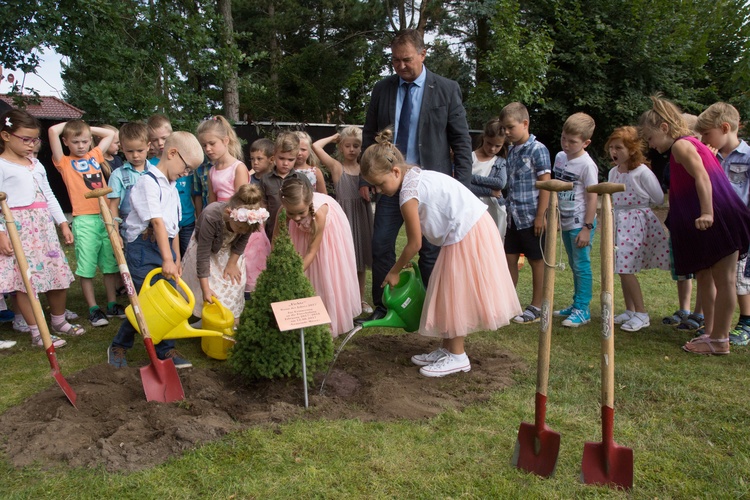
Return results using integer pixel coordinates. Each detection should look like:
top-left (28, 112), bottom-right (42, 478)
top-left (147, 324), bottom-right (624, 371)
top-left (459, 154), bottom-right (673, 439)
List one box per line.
top-left (613, 310), bottom-right (634, 325)
top-left (13, 315), bottom-right (29, 333)
top-left (361, 301), bottom-right (374, 315)
top-left (411, 348), bottom-right (449, 367)
top-left (621, 313), bottom-right (650, 332)
top-left (419, 352), bottom-right (471, 377)
top-left (0, 340), bottom-right (17, 349)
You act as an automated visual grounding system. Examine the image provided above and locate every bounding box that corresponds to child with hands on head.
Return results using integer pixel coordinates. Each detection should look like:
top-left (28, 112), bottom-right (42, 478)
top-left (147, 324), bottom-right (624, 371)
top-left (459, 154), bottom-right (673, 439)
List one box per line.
top-left (199, 115), bottom-right (249, 204)
top-left (107, 131), bottom-right (204, 369)
top-left (49, 118), bottom-right (124, 328)
top-left (606, 126), bottom-right (670, 332)
top-left (181, 184), bottom-right (267, 323)
top-left (0, 110), bottom-right (82, 347)
top-left (360, 129), bottom-right (522, 377)
top-left (639, 95), bottom-right (750, 355)
top-left (275, 176), bottom-right (361, 337)
top-left (294, 131), bottom-right (326, 193)
top-left (312, 127), bottom-right (374, 314)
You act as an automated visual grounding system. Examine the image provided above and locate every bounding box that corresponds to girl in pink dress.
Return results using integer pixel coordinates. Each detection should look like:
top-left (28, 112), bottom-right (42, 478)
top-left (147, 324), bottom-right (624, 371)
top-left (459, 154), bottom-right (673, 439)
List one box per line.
top-left (276, 176), bottom-right (361, 337)
top-left (198, 116), bottom-right (249, 203)
top-left (606, 126), bottom-right (670, 332)
top-left (361, 129), bottom-right (522, 377)
top-left (0, 110), bottom-right (81, 348)
top-left (640, 96), bottom-right (750, 355)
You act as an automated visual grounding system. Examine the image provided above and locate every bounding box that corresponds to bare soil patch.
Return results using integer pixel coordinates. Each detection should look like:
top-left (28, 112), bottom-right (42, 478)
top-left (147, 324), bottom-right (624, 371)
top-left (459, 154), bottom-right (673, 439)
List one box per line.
top-left (0, 333), bottom-right (522, 472)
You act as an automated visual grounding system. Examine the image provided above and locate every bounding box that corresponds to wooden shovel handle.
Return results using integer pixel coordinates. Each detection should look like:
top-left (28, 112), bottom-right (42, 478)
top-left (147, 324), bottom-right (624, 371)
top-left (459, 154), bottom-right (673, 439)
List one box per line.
top-left (536, 190), bottom-right (560, 396)
top-left (536, 179), bottom-right (574, 192)
top-left (84, 187), bottom-right (113, 199)
top-left (0, 193), bottom-right (55, 350)
top-left (598, 191), bottom-right (616, 408)
top-left (93, 193), bottom-right (154, 342)
top-left (587, 182), bottom-right (625, 195)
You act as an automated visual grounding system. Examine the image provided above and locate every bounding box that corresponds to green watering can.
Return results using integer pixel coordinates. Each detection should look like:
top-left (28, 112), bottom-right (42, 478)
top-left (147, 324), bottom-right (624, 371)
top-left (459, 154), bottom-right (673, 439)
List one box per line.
top-left (320, 264), bottom-right (426, 393)
top-left (361, 264), bottom-right (426, 332)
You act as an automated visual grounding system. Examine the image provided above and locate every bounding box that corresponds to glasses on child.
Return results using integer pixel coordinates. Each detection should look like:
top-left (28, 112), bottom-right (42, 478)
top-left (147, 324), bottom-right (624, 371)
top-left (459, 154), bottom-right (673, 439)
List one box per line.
top-left (10, 133), bottom-right (41, 146)
top-left (176, 151), bottom-right (192, 174)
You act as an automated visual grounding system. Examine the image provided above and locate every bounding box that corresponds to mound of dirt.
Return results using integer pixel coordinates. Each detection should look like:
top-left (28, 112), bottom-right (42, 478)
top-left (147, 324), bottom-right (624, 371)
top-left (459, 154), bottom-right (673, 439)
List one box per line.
top-left (0, 334), bottom-right (522, 472)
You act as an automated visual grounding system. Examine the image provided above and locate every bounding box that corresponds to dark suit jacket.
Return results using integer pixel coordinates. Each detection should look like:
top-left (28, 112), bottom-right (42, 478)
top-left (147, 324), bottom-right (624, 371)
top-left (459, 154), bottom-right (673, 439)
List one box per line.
top-left (362, 69), bottom-right (472, 187)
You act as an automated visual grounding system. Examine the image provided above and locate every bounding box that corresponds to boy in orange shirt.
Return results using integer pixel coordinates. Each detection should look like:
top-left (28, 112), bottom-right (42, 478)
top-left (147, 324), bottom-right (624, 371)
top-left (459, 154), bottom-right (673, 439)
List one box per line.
top-left (49, 120), bottom-right (125, 327)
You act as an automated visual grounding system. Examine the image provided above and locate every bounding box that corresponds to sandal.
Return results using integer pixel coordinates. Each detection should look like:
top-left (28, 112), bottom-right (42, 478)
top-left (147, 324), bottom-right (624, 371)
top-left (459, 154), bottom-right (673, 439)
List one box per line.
top-left (677, 313), bottom-right (704, 331)
top-left (662, 309), bottom-right (689, 326)
top-left (692, 327), bottom-right (706, 338)
top-left (31, 335), bottom-right (67, 348)
top-left (682, 336), bottom-right (730, 355)
top-left (52, 322), bottom-right (86, 336)
top-left (512, 305), bottom-right (541, 324)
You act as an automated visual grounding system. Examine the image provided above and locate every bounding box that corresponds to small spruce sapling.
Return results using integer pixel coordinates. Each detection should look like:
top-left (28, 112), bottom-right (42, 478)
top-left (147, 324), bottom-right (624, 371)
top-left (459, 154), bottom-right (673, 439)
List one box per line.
top-left (228, 208), bottom-right (334, 381)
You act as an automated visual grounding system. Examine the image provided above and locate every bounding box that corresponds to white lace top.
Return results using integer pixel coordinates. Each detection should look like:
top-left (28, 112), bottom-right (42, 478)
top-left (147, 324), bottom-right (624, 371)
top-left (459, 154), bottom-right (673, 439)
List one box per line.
top-left (399, 167), bottom-right (487, 246)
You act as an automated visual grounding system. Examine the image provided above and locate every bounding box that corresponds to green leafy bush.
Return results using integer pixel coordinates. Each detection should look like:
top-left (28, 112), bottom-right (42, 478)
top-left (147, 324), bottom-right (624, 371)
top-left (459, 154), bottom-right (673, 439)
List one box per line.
top-left (228, 209), bottom-right (333, 381)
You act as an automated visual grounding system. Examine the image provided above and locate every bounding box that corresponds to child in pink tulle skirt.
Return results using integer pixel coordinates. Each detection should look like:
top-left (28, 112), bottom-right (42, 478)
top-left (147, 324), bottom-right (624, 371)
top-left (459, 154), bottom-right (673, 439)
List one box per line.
top-left (361, 129), bottom-right (522, 377)
top-left (276, 176), bottom-right (361, 337)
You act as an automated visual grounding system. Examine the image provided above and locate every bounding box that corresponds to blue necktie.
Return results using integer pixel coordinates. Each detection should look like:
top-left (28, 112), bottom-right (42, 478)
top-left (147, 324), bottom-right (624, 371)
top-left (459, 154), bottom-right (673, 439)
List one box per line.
top-left (396, 82), bottom-right (413, 156)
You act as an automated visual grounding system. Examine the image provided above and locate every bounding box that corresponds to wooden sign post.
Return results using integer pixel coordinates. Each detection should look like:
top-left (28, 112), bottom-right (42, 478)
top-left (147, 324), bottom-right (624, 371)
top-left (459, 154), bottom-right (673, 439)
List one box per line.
top-left (271, 296), bottom-right (331, 408)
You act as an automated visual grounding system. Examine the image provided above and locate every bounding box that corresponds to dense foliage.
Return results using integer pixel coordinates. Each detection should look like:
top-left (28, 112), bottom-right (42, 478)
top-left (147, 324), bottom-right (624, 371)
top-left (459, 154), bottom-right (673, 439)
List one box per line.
top-left (228, 209), bottom-right (334, 382)
top-left (3, 0), bottom-right (748, 154)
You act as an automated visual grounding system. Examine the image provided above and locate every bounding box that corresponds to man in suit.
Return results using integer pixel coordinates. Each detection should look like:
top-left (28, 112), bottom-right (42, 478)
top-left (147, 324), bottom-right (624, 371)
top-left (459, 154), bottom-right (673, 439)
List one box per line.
top-left (359, 28), bottom-right (473, 322)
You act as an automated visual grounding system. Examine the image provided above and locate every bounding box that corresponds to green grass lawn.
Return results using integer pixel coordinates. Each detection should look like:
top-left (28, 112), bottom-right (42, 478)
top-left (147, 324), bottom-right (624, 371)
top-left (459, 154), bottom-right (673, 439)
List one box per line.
top-left (1, 227), bottom-right (749, 499)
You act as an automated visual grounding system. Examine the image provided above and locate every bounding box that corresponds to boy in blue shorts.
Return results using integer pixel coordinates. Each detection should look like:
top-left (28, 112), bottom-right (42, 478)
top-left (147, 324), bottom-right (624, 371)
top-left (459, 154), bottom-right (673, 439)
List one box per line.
top-left (107, 131), bottom-right (204, 369)
top-left (550, 113), bottom-right (598, 327)
top-left (500, 102), bottom-right (551, 324)
top-left (49, 120), bottom-right (125, 327)
top-left (697, 102), bottom-right (750, 345)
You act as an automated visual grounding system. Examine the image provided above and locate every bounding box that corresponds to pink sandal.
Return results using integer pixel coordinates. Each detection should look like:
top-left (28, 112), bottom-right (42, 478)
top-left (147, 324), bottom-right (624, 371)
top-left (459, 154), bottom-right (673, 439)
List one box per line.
top-left (682, 336), bottom-right (730, 355)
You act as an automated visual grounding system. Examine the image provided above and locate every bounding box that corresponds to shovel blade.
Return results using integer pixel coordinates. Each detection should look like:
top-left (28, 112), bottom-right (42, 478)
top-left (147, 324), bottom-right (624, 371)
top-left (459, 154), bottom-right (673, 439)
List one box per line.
top-left (45, 346), bottom-right (77, 408)
top-left (581, 441), bottom-right (634, 490)
top-left (140, 358), bottom-right (185, 403)
top-left (512, 421), bottom-right (561, 477)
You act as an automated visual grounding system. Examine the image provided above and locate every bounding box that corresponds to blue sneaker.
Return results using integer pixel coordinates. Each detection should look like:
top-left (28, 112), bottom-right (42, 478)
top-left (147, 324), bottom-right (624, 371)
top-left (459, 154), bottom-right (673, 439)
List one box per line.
top-left (562, 308), bottom-right (590, 328)
top-left (107, 346), bottom-right (128, 368)
top-left (729, 322), bottom-right (750, 346)
top-left (0, 310), bottom-right (14, 323)
top-left (162, 349), bottom-right (192, 369)
top-left (553, 305), bottom-right (574, 318)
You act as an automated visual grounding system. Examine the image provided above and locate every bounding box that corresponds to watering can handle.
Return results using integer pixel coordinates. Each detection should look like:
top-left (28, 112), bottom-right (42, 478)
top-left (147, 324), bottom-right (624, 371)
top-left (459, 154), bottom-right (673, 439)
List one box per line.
top-left (383, 262), bottom-right (420, 305)
top-left (144, 267), bottom-right (196, 310)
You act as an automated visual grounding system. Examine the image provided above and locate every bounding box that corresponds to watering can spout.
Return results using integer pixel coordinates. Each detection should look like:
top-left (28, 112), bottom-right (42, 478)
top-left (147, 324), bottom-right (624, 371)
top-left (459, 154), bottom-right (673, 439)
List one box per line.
top-left (160, 324), bottom-right (224, 341)
top-left (361, 310), bottom-right (407, 330)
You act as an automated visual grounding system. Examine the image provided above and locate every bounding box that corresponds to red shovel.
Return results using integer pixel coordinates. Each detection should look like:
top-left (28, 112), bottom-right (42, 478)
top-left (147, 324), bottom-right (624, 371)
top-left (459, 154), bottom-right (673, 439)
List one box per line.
top-left (581, 182), bottom-right (633, 490)
top-left (85, 188), bottom-right (184, 403)
top-left (512, 179), bottom-right (572, 477)
top-left (0, 193), bottom-right (77, 407)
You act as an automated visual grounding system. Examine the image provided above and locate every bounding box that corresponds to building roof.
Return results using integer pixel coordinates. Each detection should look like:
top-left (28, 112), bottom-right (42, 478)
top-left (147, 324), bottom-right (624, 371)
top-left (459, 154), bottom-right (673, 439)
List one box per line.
top-left (0, 95), bottom-right (84, 120)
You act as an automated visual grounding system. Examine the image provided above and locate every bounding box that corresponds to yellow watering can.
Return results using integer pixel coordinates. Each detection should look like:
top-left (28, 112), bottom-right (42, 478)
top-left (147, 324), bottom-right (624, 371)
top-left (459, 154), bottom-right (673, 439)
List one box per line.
top-left (201, 298), bottom-right (236, 360)
top-left (125, 268), bottom-right (224, 344)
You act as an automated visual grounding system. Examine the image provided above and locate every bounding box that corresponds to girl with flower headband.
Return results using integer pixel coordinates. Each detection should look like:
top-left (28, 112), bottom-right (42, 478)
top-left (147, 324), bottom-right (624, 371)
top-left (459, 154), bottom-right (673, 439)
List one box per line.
top-left (276, 176), bottom-right (361, 337)
top-left (181, 184), bottom-right (266, 322)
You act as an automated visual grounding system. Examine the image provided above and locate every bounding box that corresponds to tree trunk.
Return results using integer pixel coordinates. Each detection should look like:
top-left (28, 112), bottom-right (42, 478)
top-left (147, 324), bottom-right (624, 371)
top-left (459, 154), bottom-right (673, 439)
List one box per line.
top-left (475, 14), bottom-right (490, 84)
top-left (218, 0), bottom-right (239, 121)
